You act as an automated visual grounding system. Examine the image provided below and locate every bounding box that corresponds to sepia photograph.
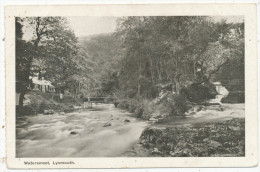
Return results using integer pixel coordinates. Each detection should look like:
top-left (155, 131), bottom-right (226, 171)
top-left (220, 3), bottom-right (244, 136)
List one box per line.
top-left (4, 4), bottom-right (258, 168)
top-left (15, 15), bottom-right (245, 158)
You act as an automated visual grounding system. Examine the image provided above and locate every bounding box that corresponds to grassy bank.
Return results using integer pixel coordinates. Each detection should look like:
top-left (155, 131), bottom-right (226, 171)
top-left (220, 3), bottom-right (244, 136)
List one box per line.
top-left (17, 91), bottom-right (82, 116)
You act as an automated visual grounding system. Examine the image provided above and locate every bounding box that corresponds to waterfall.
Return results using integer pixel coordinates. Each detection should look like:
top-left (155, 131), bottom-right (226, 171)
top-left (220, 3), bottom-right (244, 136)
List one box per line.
top-left (209, 82), bottom-right (229, 104)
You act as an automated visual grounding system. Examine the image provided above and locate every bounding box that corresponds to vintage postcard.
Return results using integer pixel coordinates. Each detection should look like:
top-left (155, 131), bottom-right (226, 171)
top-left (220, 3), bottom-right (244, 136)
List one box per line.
top-left (5, 4), bottom-right (258, 168)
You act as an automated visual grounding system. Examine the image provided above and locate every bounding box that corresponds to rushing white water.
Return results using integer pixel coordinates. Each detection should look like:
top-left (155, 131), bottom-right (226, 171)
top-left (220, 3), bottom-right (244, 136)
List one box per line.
top-left (209, 83), bottom-right (229, 104)
top-left (185, 83), bottom-right (244, 121)
top-left (16, 104), bottom-right (149, 157)
top-left (17, 84), bottom-right (244, 157)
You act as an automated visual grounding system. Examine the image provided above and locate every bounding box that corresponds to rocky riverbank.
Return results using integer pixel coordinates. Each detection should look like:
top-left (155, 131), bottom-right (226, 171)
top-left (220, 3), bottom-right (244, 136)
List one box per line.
top-left (124, 118), bottom-right (244, 157)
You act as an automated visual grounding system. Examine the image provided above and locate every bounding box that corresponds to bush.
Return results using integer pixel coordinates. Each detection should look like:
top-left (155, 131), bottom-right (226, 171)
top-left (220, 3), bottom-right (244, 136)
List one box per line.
top-left (221, 91), bottom-right (245, 103)
top-left (38, 101), bottom-right (49, 113)
top-left (117, 100), bottom-right (130, 109)
top-left (181, 83), bottom-right (217, 103)
top-left (16, 105), bottom-right (36, 116)
top-left (142, 100), bottom-right (156, 120)
top-left (134, 104), bottom-right (144, 118)
top-left (159, 93), bottom-right (190, 117)
top-left (118, 92), bottom-right (191, 120)
top-left (128, 101), bottom-right (137, 113)
top-left (118, 99), bottom-right (145, 118)
top-left (172, 94), bottom-right (190, 115)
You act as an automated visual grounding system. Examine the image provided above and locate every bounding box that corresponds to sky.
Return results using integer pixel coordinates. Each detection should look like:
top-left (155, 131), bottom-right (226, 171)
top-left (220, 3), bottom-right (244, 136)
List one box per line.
top-left (22, 16), bottom-right (243, 40)
top-left (66, 16), bottom-right (243, 38)
top-left (66, 16), bottom-right (118, 37)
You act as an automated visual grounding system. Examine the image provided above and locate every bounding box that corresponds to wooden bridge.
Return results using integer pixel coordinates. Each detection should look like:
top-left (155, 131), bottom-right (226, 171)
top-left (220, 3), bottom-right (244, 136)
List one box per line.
top-left (83, 97), bottom-right (119, 108)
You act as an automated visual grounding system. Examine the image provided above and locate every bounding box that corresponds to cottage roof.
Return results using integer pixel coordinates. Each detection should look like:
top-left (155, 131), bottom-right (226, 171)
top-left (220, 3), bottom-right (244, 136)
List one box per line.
top-left (213, 81), bottom-right (221, 85)
top-left (31, 77), bottom-right (53, 86)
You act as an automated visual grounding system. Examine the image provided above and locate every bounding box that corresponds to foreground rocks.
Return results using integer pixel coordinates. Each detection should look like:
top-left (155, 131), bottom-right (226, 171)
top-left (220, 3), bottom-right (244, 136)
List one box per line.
top-left (137, 118), bottom-right (245, 157)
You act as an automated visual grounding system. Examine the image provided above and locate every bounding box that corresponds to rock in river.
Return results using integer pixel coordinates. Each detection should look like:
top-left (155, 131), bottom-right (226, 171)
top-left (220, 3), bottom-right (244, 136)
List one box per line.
top-left (103, 122), bottom-right (112, 127)
top-left (43, 109), bottom-right (54, 115)
top-left (70, 131), bottom-right (78, 135)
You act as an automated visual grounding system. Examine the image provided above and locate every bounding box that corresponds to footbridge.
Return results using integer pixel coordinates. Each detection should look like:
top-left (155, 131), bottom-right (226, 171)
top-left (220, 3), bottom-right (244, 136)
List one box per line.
top-left (83, 97), bottom-right (119, 108)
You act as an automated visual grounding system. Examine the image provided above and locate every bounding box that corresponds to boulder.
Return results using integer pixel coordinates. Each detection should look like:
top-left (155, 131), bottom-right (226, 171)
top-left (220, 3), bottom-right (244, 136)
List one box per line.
top-left (103, 122), bottom-right (111, 127)
top-left (149, 117), bottom-right (158, 122)
top-left (151, 148), bottom-right (162, 155)
top-left (59, 112), bottom-right (65, 115)
top-left (64, 108), bottom-right (74, 113)
top-left (73, 106), bottom-right (82, 110)
top-left (43, 109), bottom-right (54, 115)
top-left (124, 119), bottom-right (130, 122)
top-left (70, 131), bottom-right (78, 135)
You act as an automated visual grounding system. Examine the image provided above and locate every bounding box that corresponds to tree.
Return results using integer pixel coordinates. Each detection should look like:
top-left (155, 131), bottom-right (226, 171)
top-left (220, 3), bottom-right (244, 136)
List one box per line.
top-left (16, 18), bottom-right (36, 108)
top-left (115, 16), bottom-right (244, 99)
top-left (16, 17), bottom-right (79, 108)
top-left (78, 33), bottom-right (123, 97)
top-left (214, 22), bottom-right (244, 91)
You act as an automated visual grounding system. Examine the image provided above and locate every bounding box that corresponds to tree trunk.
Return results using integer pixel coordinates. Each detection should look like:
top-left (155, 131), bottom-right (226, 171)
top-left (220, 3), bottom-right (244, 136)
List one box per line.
top-left (19, 91), bottom-right (25, 108)
top-left (137, 61), bottom-right (142, 98)
top-left (149, 56), bottom-right (154, 84)
top-left (157, 63), bottom-right (162, 82)
top-left (174, 74), bottom-right (181, 95)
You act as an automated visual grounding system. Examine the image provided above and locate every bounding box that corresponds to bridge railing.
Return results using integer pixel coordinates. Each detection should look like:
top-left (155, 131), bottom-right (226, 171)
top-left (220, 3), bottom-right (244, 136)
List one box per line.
top-left (83, 97), bottom-right (119, 108)
top-left (83, 97), bottom-right (117, 103)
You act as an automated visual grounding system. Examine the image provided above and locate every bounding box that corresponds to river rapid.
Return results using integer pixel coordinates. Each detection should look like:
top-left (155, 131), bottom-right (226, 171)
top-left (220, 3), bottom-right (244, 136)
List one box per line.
top-left (16, 85), bottom-right (245, 157)
top-left (16, 104), bottom-right (149, 157)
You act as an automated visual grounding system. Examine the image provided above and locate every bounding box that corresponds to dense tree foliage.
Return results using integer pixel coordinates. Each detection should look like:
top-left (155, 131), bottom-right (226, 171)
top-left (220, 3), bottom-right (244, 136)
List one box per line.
top-left (16, 16), bottom-right (244, 110)
top-left (79, 34), bottom-right (123, 97)
top-left (111, 17), bottom-right (244, 99)
top-left (16, 17), bottom-right (81, 107)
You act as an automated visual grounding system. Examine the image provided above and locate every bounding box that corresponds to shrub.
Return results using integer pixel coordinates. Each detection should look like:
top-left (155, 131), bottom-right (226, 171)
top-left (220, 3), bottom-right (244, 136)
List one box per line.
top-left (142, 100), bottom-right (155, 120)
top-left (128, 101), bottom-right (137, 113)
top-left (16, 105), bottom-right (36, 116)
top-left (181, 83), bottom-right (217, 103)
top-left (38, 101), bottom-right (49, 113)
top-left (172, 94), bottom-right (190, 115)
top-left (117, 99), bottom-right (130, 109)
top-left (134, 104), bottom-right (144, 118)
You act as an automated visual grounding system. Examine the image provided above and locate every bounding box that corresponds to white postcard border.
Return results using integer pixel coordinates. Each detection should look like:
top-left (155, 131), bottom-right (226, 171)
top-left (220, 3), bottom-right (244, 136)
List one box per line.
top-left (5, 4), bottom-right (258, 168)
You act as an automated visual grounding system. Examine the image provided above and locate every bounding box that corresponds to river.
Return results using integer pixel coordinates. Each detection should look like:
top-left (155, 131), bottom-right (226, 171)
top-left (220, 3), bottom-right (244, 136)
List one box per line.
top-left (16, 85), bottom-right (245, 157)
top-left (16, 104), bottom-right (149, 157)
